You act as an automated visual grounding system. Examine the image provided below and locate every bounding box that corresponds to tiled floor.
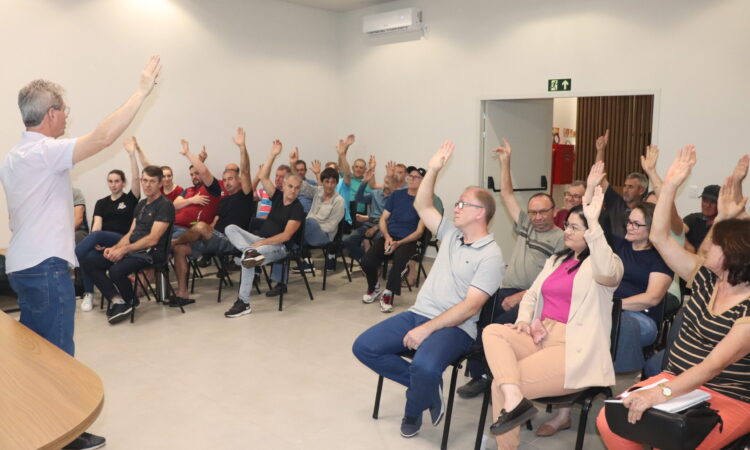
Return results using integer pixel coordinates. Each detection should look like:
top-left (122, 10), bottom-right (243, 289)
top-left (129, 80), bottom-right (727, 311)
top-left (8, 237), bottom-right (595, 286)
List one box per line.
top-left (2, 262), bottom-right (637, 449)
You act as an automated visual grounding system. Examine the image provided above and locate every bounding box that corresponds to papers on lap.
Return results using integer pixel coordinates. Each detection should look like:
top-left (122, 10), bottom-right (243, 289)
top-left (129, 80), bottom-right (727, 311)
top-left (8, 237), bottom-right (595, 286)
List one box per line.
top-left (604, 378), bottom-right (712, 413)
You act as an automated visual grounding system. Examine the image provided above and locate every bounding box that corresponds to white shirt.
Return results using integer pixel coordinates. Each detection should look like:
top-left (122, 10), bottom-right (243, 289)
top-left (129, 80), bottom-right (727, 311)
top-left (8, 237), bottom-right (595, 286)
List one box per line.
top-left (0, 131), bottom-right (77, 273)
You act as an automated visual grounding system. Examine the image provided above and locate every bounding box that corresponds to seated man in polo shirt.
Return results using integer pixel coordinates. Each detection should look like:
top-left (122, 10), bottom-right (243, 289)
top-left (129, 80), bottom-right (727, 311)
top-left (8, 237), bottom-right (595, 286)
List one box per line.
top-left (80, 165), bottom-right (175, 324)
top-left (353, 141), bottom-right (504, 438)
top-left (170, 128), bottom-right (255, 304)
top-left (172, 139), bottom-right (223, 238)
top-left (223, 140), bottom-right (305, 317)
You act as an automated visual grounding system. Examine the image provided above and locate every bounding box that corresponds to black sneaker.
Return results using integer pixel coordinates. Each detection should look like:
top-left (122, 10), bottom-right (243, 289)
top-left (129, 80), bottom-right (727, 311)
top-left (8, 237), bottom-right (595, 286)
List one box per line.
top-left (265, 283), bottom-right (288, 297)
top-left (241, 249), bottom-right (265, 268)
top-left (457, 378), bottom-right (488, 399)
top-left (62, 432), bottom-right (106, 450)
top-left (489, 398), bottom-right (539, 435)
top-left (225, 299), bottom-right (252, 318)
top-left (325, 256), bottom-right (337, 272)
top-left (197, 255), bottom-right (212, 267)
top-left (108, 302), bottom-right (132, 324)
top-left (167, 296), bottom-right (196, 308)
top-left (400, 414), bottom-right (422, 438)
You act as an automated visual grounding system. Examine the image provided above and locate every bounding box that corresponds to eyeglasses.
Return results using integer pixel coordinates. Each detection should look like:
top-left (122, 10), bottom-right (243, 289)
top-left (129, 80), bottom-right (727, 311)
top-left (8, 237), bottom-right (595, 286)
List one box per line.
top-left (527, 207), bottom-right (554, 217)
top-left (406, 175), bottom-right (423, 180)
top-left (454, 201), bottom-right (485, 210)
top-left (564, 222), bottom-right (586, 232)
top-left (626, 220), bottom-right (648, 229)
top-left (564, 192), bottom-right (582, 200)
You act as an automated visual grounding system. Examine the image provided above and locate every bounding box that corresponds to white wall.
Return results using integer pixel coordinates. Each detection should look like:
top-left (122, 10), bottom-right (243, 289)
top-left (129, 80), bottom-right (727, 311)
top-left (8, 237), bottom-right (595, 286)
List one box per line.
top-left (339, 0), bottom-right (750, 227)
top-left (0, 0), bottom-right (341, 246)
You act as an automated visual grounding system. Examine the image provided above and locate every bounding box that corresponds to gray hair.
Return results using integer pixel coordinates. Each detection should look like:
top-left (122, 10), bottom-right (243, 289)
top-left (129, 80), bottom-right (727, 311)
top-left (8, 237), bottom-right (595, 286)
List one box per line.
top-left (626, 172), bottom-right (649, 191)
top-left (569, 179), bottom-right (587, 189)
top-left (18, 79), bottom-right (65, 127)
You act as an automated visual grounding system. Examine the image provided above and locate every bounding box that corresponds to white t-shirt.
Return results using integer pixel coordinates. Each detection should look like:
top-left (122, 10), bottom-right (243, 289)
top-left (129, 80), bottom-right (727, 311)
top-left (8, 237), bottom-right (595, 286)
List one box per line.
top-left (0, 131), bottom-right (77, 273)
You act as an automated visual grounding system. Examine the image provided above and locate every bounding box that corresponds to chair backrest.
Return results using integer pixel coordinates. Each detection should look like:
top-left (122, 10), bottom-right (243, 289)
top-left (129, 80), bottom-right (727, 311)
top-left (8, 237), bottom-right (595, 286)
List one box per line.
top-left (152, 222), bottom-right (174, 266)
top-left (660, 307), bottom-right (686, 371)
top-left (610, 297), bottom-right (623, 361)
top-left (476, 289), bottom-right (501, 332)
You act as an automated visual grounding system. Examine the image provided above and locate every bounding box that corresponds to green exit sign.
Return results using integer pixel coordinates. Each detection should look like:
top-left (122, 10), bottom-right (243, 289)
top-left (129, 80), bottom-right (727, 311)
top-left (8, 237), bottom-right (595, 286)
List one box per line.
top-left (548, 79), bottom-right (572, 92)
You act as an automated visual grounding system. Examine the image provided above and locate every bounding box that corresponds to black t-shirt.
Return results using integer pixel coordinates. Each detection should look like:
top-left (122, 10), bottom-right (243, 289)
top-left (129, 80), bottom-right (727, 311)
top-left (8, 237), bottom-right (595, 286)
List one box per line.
top-left (611, 235), bottom-right (673, 299)
top-left (93, 191), bottom-right (139, 235)
top-left (258, 190), bottom-right (305, 245)
top-left (216, 190), bottom-right (256, 234)
top-left (683, 212), bottom-right (711, 249)
top-left (131, 196), bottom-right (175, 261)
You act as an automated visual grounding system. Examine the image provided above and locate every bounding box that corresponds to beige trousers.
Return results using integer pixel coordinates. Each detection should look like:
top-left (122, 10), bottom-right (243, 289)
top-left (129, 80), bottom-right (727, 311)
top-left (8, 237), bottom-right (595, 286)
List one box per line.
top-left (482, 319), bottom-right (583, 450)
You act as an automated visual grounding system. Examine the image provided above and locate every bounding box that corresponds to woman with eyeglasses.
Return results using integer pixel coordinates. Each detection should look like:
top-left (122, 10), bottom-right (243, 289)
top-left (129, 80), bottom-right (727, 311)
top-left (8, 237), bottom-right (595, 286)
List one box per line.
top-left (482, 183), bottom-right (623, 448)
top-left (74, 137), bottom-right (143, 311)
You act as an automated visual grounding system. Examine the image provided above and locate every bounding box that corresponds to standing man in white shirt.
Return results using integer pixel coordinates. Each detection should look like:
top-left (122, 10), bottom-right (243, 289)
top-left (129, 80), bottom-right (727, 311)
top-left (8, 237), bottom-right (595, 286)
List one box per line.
top-left (0, 57), bottom-right (161, 450)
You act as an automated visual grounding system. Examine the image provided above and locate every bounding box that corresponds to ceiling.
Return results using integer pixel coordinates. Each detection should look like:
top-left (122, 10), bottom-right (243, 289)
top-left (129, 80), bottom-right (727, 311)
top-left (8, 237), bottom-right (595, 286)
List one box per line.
top-left (281, 0), bottom-right (394, 12)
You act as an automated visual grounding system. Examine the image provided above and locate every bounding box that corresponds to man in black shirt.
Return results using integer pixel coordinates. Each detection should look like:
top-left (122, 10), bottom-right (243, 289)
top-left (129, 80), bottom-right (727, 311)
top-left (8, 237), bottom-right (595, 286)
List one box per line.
top-left (170, 128), bottom-right (255, 303)
top-left (80, 165), bottom-right (175, 324)
top-left (224, 140), bottom-right (304, 318)
top-left (683, 184), bottom-right (719, 252)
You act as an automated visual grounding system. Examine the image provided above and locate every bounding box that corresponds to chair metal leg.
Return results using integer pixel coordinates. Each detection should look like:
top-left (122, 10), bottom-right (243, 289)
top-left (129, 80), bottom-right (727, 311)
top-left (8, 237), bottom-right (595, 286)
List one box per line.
top-left (296, 255), bottom-right (314, 300)
top-left (278, 260), bottom-right (288, 311)
top-left (475, 383), bottom-right (491, 450)
top-left (261, 265), bottom-right (273, 291)
top-left (322, 249), bottom-right (328, 291)
top-left (441, 363), bottom-right (461, 450)
top-left (373, 375), bottom-right (384, 419)
top-left (340, 250), bottom-right (352, 282)
top-left (574, 396), bottom-right (594, 450)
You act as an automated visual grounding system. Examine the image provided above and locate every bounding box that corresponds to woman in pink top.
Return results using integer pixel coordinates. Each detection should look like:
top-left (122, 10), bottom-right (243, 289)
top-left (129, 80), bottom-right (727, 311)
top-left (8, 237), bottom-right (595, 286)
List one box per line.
top-left (482, 181), bottom-right (624, 450)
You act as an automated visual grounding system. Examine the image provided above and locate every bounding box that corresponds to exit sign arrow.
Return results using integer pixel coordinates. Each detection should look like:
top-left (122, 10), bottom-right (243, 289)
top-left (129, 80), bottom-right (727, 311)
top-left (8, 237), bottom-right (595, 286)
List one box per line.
top-left (548, 78), bottom-right (572, 92)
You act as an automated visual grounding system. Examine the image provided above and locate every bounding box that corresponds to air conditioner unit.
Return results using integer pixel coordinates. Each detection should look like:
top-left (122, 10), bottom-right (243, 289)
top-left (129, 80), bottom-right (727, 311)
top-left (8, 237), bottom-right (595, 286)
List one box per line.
top-left (362, 8), bottom-right (422, 35)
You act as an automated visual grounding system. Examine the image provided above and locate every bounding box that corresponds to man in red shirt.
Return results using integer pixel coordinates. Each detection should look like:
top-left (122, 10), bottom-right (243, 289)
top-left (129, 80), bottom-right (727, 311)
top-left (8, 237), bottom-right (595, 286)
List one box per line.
top-left (172, 139), bottom-right (223, 236)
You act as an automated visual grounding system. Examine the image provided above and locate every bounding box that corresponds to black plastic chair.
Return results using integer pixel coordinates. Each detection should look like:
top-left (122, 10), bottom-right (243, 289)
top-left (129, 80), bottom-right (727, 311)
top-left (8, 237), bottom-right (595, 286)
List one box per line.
top-left (260, 221), bottom-right (314, 311)
top-left (304, 219), bottom-right (352, 290)
top-left (371, 291), bottom-right (499, 450)
top-left (474, 297), bottom-right (623, 450)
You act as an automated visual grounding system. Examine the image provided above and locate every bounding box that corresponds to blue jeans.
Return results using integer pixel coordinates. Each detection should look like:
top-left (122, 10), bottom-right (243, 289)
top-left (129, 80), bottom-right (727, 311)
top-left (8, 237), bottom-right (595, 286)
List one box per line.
top-left (343, 221), bottom-right (378, 261)
top-left (352, 311), bottom-right (474, 418)
top-left (224, 225), bottom-right (288, 304)
top-left (303, 218), bottom-right (331, 247)
top-left (75, 230), bottom-right (123, 294)
top-left (614, 310), bottom-right (658, 373)
top-left (8, 257), bottom-right (76, 356)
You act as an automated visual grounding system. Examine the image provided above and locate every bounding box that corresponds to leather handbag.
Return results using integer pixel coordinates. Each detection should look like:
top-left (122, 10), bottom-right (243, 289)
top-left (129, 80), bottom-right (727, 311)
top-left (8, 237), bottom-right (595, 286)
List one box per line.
top-left (605, 401), bottom-right (723, 450)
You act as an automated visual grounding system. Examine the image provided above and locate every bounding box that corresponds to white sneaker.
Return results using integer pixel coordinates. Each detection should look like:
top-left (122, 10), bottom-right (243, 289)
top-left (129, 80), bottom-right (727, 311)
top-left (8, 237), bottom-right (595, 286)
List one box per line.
top-left (380, 291), bottom-right (394, 313)
top-left (362, 283), bottom-right (382, 304)
top-left (80, 293), bottom-right (94, 312)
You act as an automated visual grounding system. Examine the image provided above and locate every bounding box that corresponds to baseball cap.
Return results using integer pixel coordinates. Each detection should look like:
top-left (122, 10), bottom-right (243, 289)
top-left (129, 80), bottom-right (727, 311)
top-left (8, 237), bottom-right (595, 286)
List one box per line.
top-left (700, 185), bottom-right (720, 202)
top-left (406, 166), bottom-right (426, 177)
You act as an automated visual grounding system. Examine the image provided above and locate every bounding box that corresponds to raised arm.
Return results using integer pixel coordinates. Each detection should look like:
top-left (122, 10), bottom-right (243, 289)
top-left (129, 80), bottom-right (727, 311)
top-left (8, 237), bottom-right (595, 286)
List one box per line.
top-left (641, 145), bottom-right (684, 235)
top-left (73, 56), bottom-right (161, 164)
top-left (594, 129), bottom-right (610, 190)
top-left (179, 140), bottom-right (215, 187)
top-left (493, 138), bottom-right (521, 224)
top-left (336, 134), bottom-right (355, 186)
top-left (583, 186), bottom-right (624, 287)
top-left (650, 146), bottom-right (703, 280)
top-left (133, 136), bottom-right (150, 167)
top-left (123, 137), bottom-right (141, 198)
top-left (583, 161), bottom-right (607, 205)
top-left (233, 127), bottom-right (253, 195)
top-left (698, 177), bottom-right (749, 257)
top-left (259, 140), bottom-right (283, 197)
top-left (416, 141), bottom-right (453, 234)
top-left (310, 160), bottom-right (322, 185)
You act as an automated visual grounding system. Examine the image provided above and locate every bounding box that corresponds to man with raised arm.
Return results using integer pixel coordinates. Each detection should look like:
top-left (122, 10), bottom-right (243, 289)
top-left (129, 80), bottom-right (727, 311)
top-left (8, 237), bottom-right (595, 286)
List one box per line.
top-left (171, 140), bottom-right (223, 235)
top-left (170, 128), bottom-right (255, 305)
top-left (223, 140), bottom-right (305, 317)
top-left (353, 142), bottom-right (504, 439)
top-left (0, 56), bottom-right (161, 450)
top-left (457, 138), bottom-right (565, 399)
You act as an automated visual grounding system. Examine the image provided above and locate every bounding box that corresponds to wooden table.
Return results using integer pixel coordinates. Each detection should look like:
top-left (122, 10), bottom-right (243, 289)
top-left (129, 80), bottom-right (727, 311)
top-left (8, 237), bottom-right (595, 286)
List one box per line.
top-left (0, 311), bottom-right (104, 449)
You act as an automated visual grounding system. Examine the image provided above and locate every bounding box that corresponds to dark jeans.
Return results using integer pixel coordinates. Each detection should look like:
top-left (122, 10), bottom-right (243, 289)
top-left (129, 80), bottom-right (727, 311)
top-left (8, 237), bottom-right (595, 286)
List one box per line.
top-left (467, 287), bottom-right (523, 379)
top-left (352, 311), bottom-right (474, 417)
top-left (80, 252), bottom-right (151, 304)
top-left (343, 221), bottom-right (377, 261)
top-left (75, 231), bottom-right (123, 294)
top-left (361, 236), bottom-right (417, 296)
top-left (8, 257), bottom-right (76, 356)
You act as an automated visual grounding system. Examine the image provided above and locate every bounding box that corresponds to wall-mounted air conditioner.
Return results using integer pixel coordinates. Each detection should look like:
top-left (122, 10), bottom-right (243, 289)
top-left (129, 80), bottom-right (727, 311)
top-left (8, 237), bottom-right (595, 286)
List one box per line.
top-left (362, 8), bottom-right (422, 36)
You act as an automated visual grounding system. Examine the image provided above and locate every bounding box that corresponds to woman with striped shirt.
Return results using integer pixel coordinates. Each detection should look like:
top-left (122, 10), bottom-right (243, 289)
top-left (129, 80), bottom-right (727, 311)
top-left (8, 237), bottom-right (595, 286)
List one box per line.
top-left (597, 146), bottom-right (750, 449)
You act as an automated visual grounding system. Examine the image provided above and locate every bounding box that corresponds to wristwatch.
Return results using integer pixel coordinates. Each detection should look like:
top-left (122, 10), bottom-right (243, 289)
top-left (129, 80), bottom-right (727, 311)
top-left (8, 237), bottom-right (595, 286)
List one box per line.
top-left (661, 384), bottom-right (673, 399)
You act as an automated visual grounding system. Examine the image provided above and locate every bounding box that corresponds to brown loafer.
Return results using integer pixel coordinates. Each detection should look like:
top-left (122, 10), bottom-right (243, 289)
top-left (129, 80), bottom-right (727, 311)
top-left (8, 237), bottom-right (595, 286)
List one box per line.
top-left (535, 420), bottom-right (571, 437)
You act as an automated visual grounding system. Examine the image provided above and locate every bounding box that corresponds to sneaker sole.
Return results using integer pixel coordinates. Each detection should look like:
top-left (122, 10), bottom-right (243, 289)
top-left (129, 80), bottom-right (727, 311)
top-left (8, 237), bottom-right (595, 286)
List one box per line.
top-left (380, 306), bottom-right (394, 313)
top-left (108, 306), bottom-right (133, 324)
top-left (225, 308), bottom-right (252, 318)
top-left (400, 428), bottom-right (420, 438)
top-left (362, 289), bottom-right (383, 304)
top-left (241, 256), bottom-right (265, 269)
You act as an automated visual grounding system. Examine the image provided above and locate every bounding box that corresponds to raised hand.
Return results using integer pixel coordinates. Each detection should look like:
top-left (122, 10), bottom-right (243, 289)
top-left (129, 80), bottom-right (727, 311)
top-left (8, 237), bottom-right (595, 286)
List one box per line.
top-left (587, 161), bottom-right (607, 188)
top-left (385, 160), bottom-right (396, 177)
top-left (137, 55), bottom-right (162, 97)
top-left (363, 165), bottom-right (374, 183)
top-left (583, 185), bottom-right (605, 223)
top-left (270, 140), bottom-right (283, 157)
top-left (663, 145), bottom-right (696, 188)
top-left (179, 139), bottom-right (190, 156)
top-left (717, 176), bottom-right (748, 220)
top-left (345, 134), bottom-right (356, 147)
top-left (428, 141), bottom-right (455, 171)
top-left (640, 145), bottom-right (659, 173)
top-left (369, 154), bottom-right (376, 169)
top-left (493, 138), bottom-right (511, 164)
top-left (731, 155), bottom-right (749, 184)
top-left (289, 147), bottom-right (299, 165)
top-left (132, 136), bottom-right (142, 152)
top-left (198, 145), bottom-right (208, 162)
top-left (310, 160), bottom-right (321, 175)
top-left (123, 136), bottom-right (137, 154)
top-left (596, 129), bottom-right (610, 153)
top-left (232, 127), bottom-right (246, 147)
